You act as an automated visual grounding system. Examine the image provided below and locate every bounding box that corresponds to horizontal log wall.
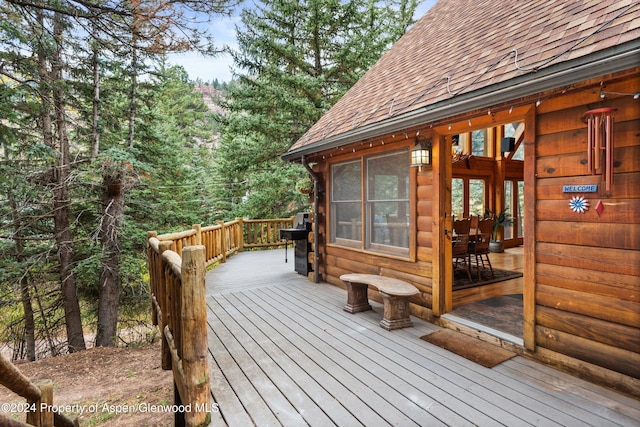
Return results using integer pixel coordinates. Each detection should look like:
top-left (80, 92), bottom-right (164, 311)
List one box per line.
top-left (316, 147), bottom-right (435, 316)
top-left (533, 74), bottom-right (640, 379)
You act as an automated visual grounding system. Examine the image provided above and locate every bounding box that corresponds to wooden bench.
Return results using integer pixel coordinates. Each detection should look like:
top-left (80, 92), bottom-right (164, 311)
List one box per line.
top-left (340, 273), bottom-right (419, 330)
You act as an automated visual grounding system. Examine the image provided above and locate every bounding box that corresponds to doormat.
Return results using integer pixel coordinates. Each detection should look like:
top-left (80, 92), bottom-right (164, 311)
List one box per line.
top-left (420, 329), bottom-right (516, 368)
top-left (453, 268), bottom-right (522, 290)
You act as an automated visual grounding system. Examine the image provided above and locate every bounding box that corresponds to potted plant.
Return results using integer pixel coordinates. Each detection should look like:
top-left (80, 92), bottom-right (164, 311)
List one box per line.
top-left (484, 208), bottom-right (513, 253)
top-left (295, 177), bottom-right (313, 195)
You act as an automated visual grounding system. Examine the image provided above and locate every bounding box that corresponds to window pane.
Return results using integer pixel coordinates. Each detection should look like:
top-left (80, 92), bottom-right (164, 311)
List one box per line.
top-left (369, 201), bottom-right (409, 249)
top-left (367, 152), bottom-right (409, 201)
top-left (469, 179), bottom-right (485, 216)
top-left (331, 161), bottom-right (362, 244)
top-left (471, 129), bottom-right (486, 156)
top-left (366, 150), bottom-right (409, 255)
top-left (504, 181), bottom-right (513, 240)
top-left (333, 202), bottom-right (362, 242)
top-left (518, 181), bottom-right (525, 238)
top-left (506, 122), bottom-right (524, 160)
top-left (332, 161), bottom-right (361, 201)
top-left (330, 150), bottom-right (410, 256)
top-left (452, 178), bottom-right (464, 218)
top-left (504, 122), bottom-right (520, 138)
top-left (512, 142), bottom-right (525, 160)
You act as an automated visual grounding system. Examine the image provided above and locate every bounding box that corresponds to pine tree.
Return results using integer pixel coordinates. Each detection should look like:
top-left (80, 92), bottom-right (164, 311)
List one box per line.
top-left (1, 0), bottom-right (235, 352)
top-left (215, 0), bottom-right (419, 219)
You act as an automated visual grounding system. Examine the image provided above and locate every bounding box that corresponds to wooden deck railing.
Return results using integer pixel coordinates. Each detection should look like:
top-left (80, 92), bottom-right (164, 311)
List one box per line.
top-left (0, 355), bottom-right (78, 427)
top-left (146, 216), bottom-right (294, 426)
top-left (243, 217), bottom-right (295, 249)
top-left (147, 241), bottom-right (210, 427)
top-left (149, 217), bottom-right (294, 267)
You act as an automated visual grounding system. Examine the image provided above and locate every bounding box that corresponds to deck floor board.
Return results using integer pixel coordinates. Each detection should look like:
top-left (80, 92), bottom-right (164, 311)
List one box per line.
top-left (236, 286), bottom-right (422, 426)
top-left (245, 286), bottom-right (451, 426)
top-left (204, 250), bottom-right (640, 427)
top-left (217, 291), bottom-right (366, 426)
top-left (288, 279), bottom-right (605, 426)
top-left (266, 283), bottom-right (533, 426)
top-left (271, 283), bottom-right (559, 427)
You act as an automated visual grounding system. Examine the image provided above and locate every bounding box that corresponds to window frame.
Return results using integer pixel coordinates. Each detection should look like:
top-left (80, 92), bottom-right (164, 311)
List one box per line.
top-left (330, 159), bottom-right (363, 248)
top-left (328, 146), bottom-right (415, 260)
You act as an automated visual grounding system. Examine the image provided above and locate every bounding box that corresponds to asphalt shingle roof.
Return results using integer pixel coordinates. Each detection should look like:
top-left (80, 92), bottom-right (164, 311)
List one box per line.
top-left (288, 0), bottom-right (640, 155)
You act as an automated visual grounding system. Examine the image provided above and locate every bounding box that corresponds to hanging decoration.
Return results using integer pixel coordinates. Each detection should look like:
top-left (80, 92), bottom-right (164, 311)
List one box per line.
top-left (584, 107), bottom-right (617, 191)
top-left (569, 196), bottom-right (589, 213)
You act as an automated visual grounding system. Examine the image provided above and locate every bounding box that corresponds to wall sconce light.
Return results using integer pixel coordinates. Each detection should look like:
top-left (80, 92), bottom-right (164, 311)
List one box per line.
top-left (584, 108), bottom-right (616, 191)
top-left (411, 137), bottom-right (432, 171)
top-left (501, 137), bottom-right (516, 153)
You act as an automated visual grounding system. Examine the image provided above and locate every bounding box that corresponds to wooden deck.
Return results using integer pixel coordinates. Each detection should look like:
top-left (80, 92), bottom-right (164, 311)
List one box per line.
top-left (204, 249), bottom-right (639, 426)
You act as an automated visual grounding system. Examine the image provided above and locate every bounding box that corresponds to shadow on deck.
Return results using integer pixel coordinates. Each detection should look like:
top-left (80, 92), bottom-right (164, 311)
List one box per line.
top-left (205, 249), bottom-right (639, 426)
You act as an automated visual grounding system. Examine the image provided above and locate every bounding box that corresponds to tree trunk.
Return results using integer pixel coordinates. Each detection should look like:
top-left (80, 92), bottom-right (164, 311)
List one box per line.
top-left (128, 35), bottom-right (138, 149)
top-left (8, 197), bottom-right (36, 361)
top-left (90, 31), bottom-right (100, 160)
top-left (19, 278), bottom-right (36, 361)
top-left (95, 170), bottom-right (125, 347)
top-left (50, 11), bottom-right (86, 352)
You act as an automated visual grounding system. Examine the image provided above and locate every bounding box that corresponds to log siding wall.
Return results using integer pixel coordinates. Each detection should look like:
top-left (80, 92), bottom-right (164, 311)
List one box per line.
top-left (317, 140), bottom-right (436, 319)
top-left (533, 75), bottom-right (640, 379)
top-left (310, 71), bottom-right (639, 385)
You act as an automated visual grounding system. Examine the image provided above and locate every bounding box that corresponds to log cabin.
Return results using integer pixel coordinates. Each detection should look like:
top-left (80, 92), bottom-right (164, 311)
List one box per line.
top-left (282, 0), bottom-right (640, 396)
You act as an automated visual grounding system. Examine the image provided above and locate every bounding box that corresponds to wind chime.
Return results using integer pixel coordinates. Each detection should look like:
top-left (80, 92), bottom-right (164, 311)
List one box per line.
top-left (584, 107), bottom-right (617, 192)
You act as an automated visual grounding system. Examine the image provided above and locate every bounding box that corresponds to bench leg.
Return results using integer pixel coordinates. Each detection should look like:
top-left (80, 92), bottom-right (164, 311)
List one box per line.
top-left (343, 281), bottom-right (372, 313)
top-left (379, 292), bottom-right (413, 330)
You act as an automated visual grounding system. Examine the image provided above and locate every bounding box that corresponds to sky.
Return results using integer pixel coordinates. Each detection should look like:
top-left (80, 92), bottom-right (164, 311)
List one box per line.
top-left (167, 0), bottom-right (438, 83)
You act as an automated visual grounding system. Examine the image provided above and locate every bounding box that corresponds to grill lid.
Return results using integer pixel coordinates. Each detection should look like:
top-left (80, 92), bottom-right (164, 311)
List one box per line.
top-left (280, 228), bottom-right (308, 240)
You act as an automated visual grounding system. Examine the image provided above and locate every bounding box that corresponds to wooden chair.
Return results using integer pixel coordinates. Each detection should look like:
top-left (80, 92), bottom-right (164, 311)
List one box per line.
top-left (469, 215), bottom-right (479, 237)
top-left (452, 233), bottom-right (473, 282)
top-left (453, 218), bottom-right (471, 235)
top-left (477, 217), bottom-right (493, 235)
top-left (470, 232), bottom-right (494, 278)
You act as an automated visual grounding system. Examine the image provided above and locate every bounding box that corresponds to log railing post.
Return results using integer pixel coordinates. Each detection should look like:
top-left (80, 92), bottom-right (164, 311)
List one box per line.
top-left (158, 240), bottom-right (173, 371)
top-left (236, 218), bottom-right (244, 252)
top-left (25, 379), bottom-right (53, 427)
top-left (217, 221), bottom-right (226, 263)
top-left (180, 246), bottom-right (210, 427)
top-left (193, 224), bottom-right (202, 246)
top-left (147, 232), bottom-right (159, 326)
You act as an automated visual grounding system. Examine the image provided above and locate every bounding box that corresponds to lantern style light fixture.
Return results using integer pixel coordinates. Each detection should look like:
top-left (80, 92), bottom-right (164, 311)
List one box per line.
top-left (411, 137), bottom-right (432, 171)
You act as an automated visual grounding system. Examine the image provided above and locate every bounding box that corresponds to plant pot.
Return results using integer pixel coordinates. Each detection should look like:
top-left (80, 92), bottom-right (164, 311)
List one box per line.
top-left (489, 240), bottom-right (504, 253)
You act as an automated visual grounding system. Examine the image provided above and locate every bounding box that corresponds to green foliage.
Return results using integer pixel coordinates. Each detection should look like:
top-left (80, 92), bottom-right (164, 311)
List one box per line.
top-left (214, 0), bottom-right (419, 219)
top-left (484, 208), bottom-right (514, 241)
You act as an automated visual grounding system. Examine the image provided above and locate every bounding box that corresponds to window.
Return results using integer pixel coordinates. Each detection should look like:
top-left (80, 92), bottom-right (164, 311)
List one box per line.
top-left (468, 179), bottom-right (485, 216)
top-left (451, 177), bottom-right (487, 219)
top-left (366, 152), bottom-right (410, 253)
top-left (517, 181), bottom-right (524, 238)
top-left (505, 122), bottom-right (524, 160)
top-left (452, 178), bottom-right (464, 218)
top-left (471, 129), bottom-right (487, 156)
top-left (331, 149), bottom-right (410, 257)
top-left (503, 179), bottom-right (525, 241)
top-left (330, 160), bottom-right (362, 246)
top-left (504, 181), bottom-right (513, 240)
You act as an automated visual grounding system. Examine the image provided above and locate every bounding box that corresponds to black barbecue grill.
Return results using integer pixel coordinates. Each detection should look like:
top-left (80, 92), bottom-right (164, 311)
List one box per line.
top-left (280, 212), bottom-right (312, 275)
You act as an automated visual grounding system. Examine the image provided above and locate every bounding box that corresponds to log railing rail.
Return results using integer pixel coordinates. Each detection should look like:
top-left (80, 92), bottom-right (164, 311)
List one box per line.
top-left (146, 216), bottom-right (294, 426)
top-left (0, 354), bottom-right (78, 427)
top-left (150, 217), bottom-right (294, 267)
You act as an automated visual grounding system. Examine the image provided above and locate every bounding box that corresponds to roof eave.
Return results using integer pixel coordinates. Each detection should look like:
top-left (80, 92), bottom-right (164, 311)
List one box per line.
top-left (283, 40), bottom-right (640, 162)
